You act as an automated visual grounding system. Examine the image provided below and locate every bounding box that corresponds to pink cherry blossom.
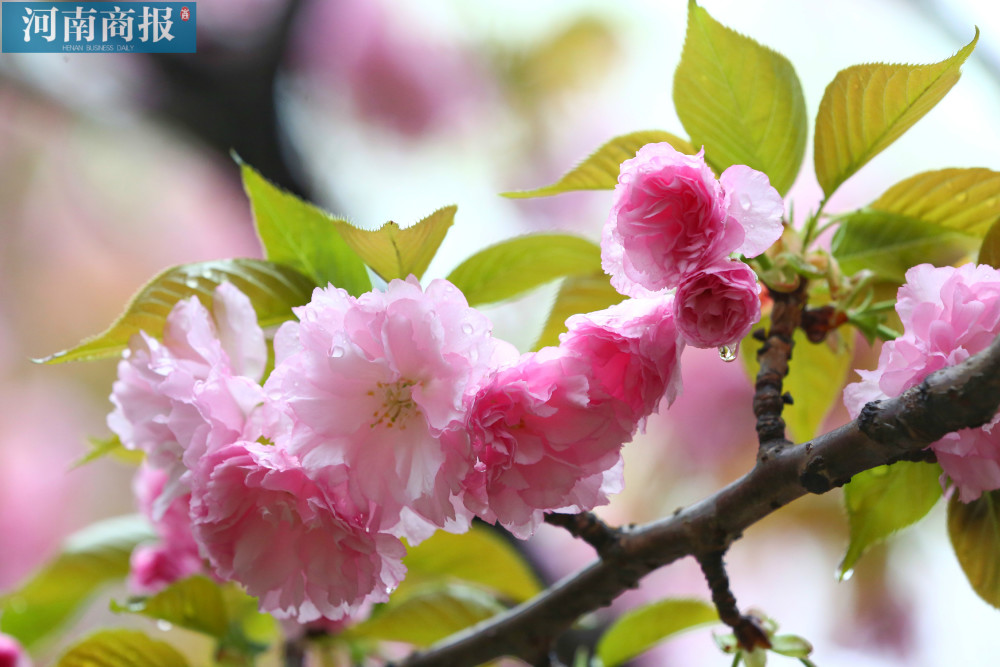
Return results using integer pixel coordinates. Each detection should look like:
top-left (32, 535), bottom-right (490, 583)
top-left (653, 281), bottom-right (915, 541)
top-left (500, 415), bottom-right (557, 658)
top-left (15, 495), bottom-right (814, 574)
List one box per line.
top-left (844, 263), bottom-right (1000, 501)
top-left (265, 276), bottom-right (516, 537)
top-left (602, 142), bottom-right (783, 297)
top-left (108, 282), bottom-right (267, 512)
top-left (189, 441), bottom-right (406, 622)
top-left (560, 296), bottom-right (684, 427)
top-left (463, 347), bottom-right (634, 538)
top-left (0, 633), bottom-right (31, 667)
top-left (674, 260), bottom-right (762, 349)
top-left (129, 464), bottom-right (204, 593)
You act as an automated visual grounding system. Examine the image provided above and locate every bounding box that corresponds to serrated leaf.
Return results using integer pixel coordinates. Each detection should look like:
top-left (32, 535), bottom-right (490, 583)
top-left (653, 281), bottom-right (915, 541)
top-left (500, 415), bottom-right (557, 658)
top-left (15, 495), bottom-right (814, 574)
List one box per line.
top-left (979, 218), bottom-right (1000, 267)
top-left (334, 206), bottom-right (456, 282)
top-left (673, 0), bottom-right (807, 195)
top-left (831, 211), bottom-right (979, 282)
top-left (869, 168), bottom-right (1000, 236)
top-left (534, 273), bottom-right (625, 350)
top-left (111, 576), bottom-right (229, 639)
top-left (57, 629), bottom-right (189, 667)
top-left (399, 525), bottom-right (542, 603)
top-left (239, 160), bottom-right (371, 296)
top-left (839, 462), bottom-right (942, 578)
top-left (39, 259), bottom-right (315, 364)
top-left (447, 234), bottom-right (601, 306)
top-left (948, 489), bottom-right (1000, 608)
top-left (73, 434), bottom-right (143, 469)
top-left (740, 314), bottom-right (854, 441)
top-left (502, 131), bottom-right (695, 198)
top-left (1, 515), bottom-right (155, 647)
top-left (814, 30), bottom-right (978, 197)
top-left (595, 598), bottom-right (718, 667)
top-left (346, 584), bottom-right (506, 647)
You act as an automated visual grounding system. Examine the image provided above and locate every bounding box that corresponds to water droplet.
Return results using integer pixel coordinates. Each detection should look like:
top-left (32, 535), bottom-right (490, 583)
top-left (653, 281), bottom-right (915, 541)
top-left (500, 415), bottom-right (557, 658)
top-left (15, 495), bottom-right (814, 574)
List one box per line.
top-left (184, 277), bottom-right (200, 289)
top-left (461, 323), bottom-right (474, 335)
top-left (331, 346), bottom-right (345, 358)
top-left (719, 344), bottom-right (738, 362)
top-left (156, 619), bottom-right (173, 631)
top-left (836, 565), bottom-right (854, 582)
top-left (739, 193), bottom-right (753, 211)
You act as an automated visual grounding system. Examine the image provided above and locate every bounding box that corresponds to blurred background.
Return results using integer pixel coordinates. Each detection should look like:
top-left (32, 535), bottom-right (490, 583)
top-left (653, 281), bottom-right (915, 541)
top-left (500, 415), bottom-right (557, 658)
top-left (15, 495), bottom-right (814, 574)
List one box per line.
top-left (2, 0), bottom-right (999, 664)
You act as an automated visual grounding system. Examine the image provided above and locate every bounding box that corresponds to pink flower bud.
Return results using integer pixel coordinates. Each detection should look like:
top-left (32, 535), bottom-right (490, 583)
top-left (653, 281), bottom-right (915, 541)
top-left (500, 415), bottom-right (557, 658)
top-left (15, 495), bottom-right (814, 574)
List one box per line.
top-left (674, 260), bottom-right (762, 349)
top-left (0, 634), bottom-right (31, 667)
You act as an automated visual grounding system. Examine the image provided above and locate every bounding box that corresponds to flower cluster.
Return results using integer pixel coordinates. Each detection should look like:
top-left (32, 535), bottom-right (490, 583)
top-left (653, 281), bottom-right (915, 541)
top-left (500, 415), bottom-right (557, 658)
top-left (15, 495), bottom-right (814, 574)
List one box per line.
top-left (602, 143), bottom-right (784, 349)
top-left (844, 263), bottom-right (1000, 502)
top-left (110, 276), bottom-right (684, 622)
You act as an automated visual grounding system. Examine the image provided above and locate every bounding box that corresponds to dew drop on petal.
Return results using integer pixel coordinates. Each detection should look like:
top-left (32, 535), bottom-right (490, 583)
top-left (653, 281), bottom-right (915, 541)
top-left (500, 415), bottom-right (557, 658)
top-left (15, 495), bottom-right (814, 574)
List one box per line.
top-left (719, 344), bottom-right (738, 362)
top-left (461, 323), bottom-right (474, 335)
top-left (739, 192), bottom-right (753, 211)
top-left (331, 346), bottom-right (345, 358)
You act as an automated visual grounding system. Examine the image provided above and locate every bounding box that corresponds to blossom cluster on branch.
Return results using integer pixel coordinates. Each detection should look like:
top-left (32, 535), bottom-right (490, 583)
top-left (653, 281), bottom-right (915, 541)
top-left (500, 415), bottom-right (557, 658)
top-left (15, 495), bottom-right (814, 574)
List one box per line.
top-left (108, 147), bottom-right (781, 627)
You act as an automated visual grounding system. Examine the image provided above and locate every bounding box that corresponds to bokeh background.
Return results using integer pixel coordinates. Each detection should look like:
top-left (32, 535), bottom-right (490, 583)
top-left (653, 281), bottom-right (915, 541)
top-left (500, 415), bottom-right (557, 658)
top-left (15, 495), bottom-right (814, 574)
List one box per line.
top-left (2, 0), bottom-right (1000, 664)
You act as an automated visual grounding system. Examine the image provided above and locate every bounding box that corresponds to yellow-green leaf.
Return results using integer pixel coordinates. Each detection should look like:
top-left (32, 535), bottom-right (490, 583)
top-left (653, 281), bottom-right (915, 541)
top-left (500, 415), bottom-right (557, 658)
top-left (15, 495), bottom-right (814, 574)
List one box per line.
top-left (57, 629), bottom-right (189, 667)
top-left (948, 489), bottom-right (1000, 608)
top-left (979, 218), bottom-right (1000, 267)
top-left (840, 462), bottom-right (942, 579)
top-left (447, 234), bottom-right (601, 306)
top-left (673, 0), bottom-right (807, 195)
top-left (38, 259), bottom-right (315, 364)
top-left (399, 525), bottom-right (542, 603)
top-left (111, 576), bottom-right (229, 639)
top-left (502, 131), bottom-right (695, 198)
top-left (814, 30), bottom-right (978, 197)
top-left (595, 598), bottom-right (718, 667)
top-left (73, 434), bottom-right (143, 469)
top-left (1, 516), bottom-right (155, 647)
top-left (334, 206), bottom-right (456, 282)
top-left (533, 272), bottom-right (625, 350)
top-left (346, 584), bottom-right (505, 648)
top-left (240, 159), bottom-right (371, 296)
top-left (869, 168), bottom-right (1000, 237)
top-left (740, 314), bottom-right (854, 441)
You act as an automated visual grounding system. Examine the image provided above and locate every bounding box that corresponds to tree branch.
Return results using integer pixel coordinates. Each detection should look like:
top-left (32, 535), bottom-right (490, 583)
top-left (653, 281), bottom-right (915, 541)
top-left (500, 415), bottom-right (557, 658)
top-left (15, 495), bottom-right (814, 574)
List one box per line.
top-left (753, 282), bottom-right (808, 448)
top-left (394, 332), bottom-right (1000, 667)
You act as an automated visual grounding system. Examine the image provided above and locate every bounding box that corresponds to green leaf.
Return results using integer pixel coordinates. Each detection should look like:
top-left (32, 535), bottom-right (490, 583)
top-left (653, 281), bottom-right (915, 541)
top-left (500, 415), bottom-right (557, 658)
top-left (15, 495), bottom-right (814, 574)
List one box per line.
top-left (346, 584), bottom-right (506, 647)
top-left (239, 160), bottom-right (371, 296)
top-left (980, 218), bottom-right (1000, 267)
top-left (839, 462), bottom-right (942, 579)
top-left (57, 629), bottom-right (189, 667)
top-left (673, 0), bottom-right (807, 195)
top-left (769, 635), bottom-right (813, 659)
top-left (813, 30), bottom-right (978, 197)
top-left (111, 576), bottom-right (229, 639)
top-left (502, 131), bottom-right (695, 198)
top-left (447, 234), bottom-right (601, 306)
top-left (400, 524), bottom-right (542, 603)
top-left (533, 272), bottom-right (625, 350)
top-left (1, 515), bottom-right (155, 647)
top-left (948, 489), bottom-right (1000, 608)
top-left (831, 211), bottom-right (979, 282)
top-left (740, 314), bottom-right (854, 441)
top-left (867, 168), bottom-right (1000, 237)
top-left (73, 434), bottom-right (143, 469)
top-left (333, 206), bottom-right (457, 282)
top-left (38, 259), bottom-right (316, 364)
top-left (595, 598), bottom-right (718, 667)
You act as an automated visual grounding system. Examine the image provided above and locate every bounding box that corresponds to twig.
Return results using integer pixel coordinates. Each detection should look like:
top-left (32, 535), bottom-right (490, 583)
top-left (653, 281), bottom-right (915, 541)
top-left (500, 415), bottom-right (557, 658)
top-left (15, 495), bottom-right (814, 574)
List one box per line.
top-left (543, 512), bottom-right (622, 557)
top-left (753, 282), bottom-right (808, 448)
top-left (395, 333), bottom-right (1000, 667)
top-left (695, 550), bottom-right (771, 651)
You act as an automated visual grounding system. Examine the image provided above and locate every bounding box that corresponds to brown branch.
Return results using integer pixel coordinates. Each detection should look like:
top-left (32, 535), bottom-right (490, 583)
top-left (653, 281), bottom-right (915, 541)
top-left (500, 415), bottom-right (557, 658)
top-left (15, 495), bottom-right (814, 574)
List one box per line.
top-left (753, 282), bottom-right (808, 448)
top-left (543, 512), bottom-right (622, 557)
top-left (394, 332), bottom-right (1000, 667)
top-left (695, 550), bottom-right (771, 651)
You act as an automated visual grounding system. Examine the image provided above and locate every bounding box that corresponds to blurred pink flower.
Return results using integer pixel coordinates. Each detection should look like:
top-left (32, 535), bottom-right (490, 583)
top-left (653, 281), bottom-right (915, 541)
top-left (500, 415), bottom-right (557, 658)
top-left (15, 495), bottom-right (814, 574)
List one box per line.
top-left (602, 143), bottom-right (782, 297)
top-left (108, 283), bottom-right (267, 514)
top-left (266, 277), bottom-right (516, 538)
top-left (129, 464), bottom-right (204, 594)
top-left (844, 263), bottom-right (1000, 501)
top-left (560, 296), bottom-right (684, 427)
top-left (0, 633), bottom-right (31, 667)
top-left (189, 442), bottom-right (405, 623)
top-left (674, 260), bottom-right (762, 349)
top-left (463, 347), bottom-right (633, 538)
